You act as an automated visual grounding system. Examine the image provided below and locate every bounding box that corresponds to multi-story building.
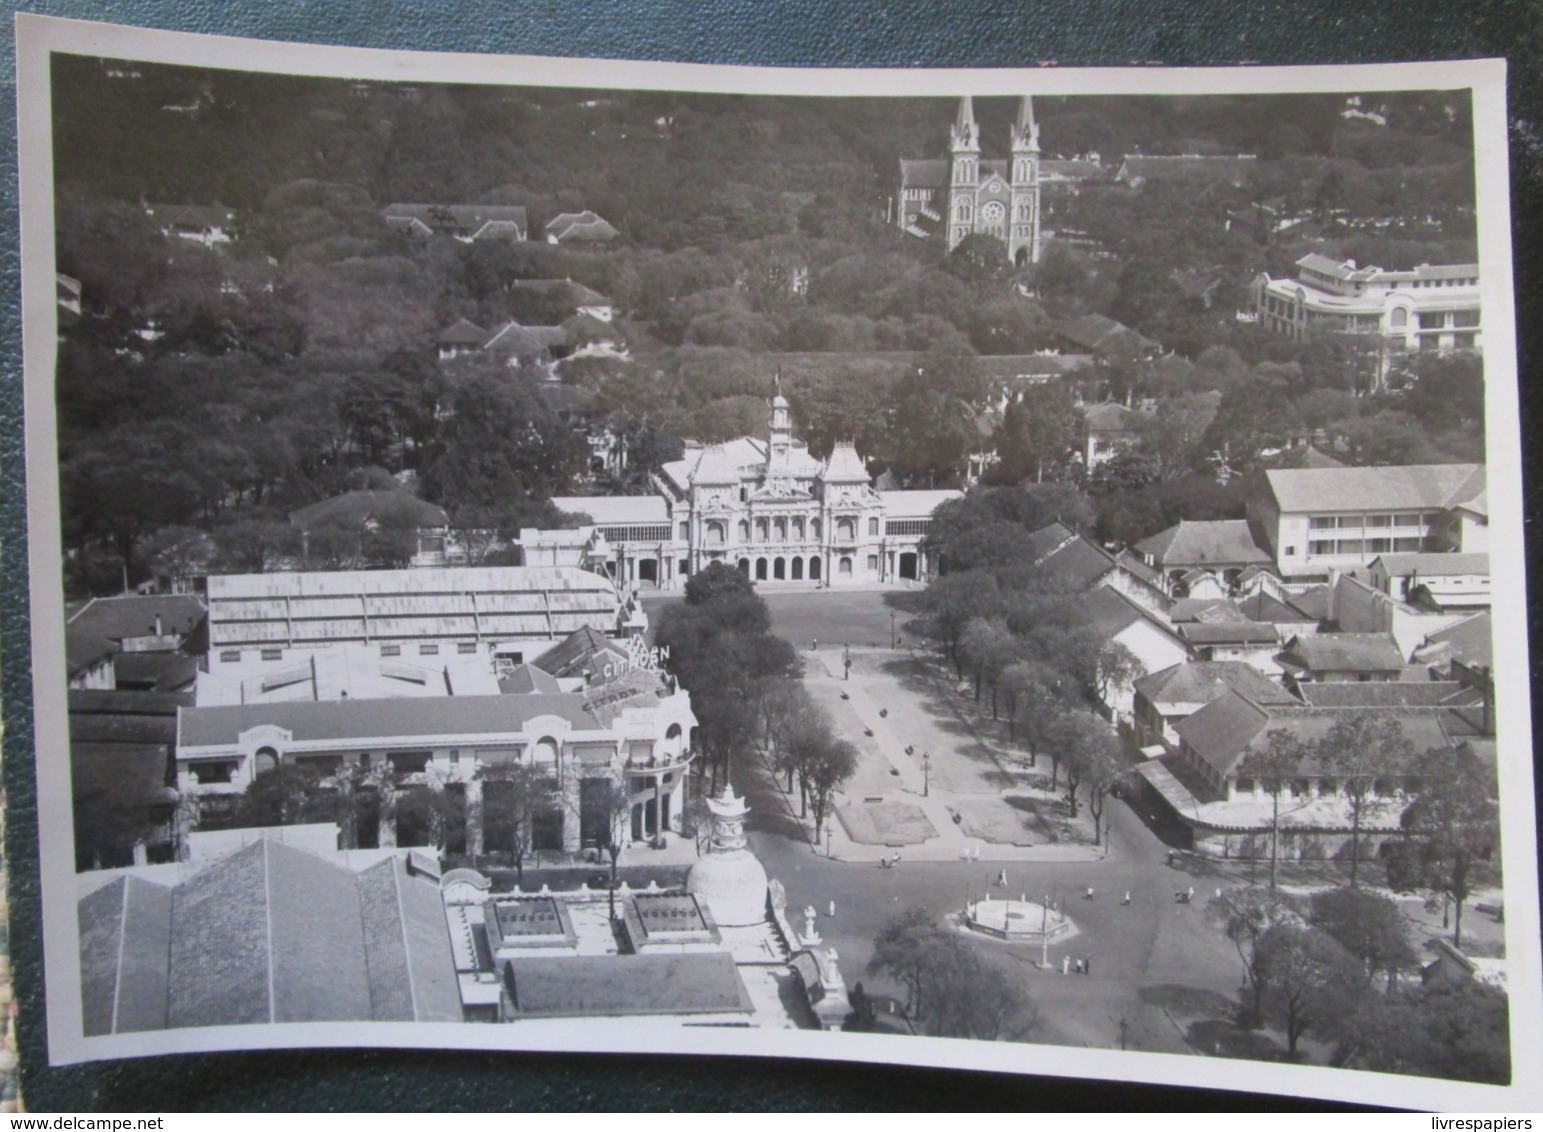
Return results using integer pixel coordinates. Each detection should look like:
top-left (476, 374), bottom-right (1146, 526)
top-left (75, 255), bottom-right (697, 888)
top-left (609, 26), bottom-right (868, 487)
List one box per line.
top-left (539, 393), bottom-right (961, 590)
top-left (176, 627), bottom-right (697, 855)
top-left (1248, 463), bottom-right (1486, 582)
top-left (893, 96), bottom-right (1042, 265)
top-left (1251, 254), bottom-right (1481, 361)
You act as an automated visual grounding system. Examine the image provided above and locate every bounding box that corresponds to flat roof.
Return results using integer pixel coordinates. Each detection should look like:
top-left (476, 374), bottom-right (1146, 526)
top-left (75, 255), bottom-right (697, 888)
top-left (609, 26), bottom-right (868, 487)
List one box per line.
top-left (504, 952), bottom-right (753, 1018)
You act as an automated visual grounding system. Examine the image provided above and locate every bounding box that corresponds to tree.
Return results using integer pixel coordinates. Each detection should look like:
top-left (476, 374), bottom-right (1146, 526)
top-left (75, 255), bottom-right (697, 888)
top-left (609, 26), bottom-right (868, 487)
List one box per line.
top-left (866, 905), bottom-right (1037, 1041)
top-left (1254, 923), bottom-right (1365, 1058)
top-left (1083, 736), bottom-right (1131, 850)
top-left (685, 560), bottom-right (757, 608)
top-left (594, 776), bottom-right (635, 921)
top-left (926, 570), bottom-right (1003, 677)
top-left (957, 616), bottom-right (1020, 713)
top-left (802, 734), bottom-right (859, 843)
top-left (1318, 715), bottom-right (1414, 887)
top-left (1051, 711), bottom-right (1120, 822)
top-left (1205, 886), bottom-right (1305, 1023)
top-left (477, 761), bottom-right (542, 881)
top-left (1308, 887), bottom-right (1418, 990)
top-left (222, 763), bottom-right (335, 830)
top-left (1238, 729), bottom-right (1310, 890)
top-left (1392, 745), bottom-right (1499, 948)
top-left (1001, 661), bottom-right (1071, 770)
top-left (943, 232), bottom-right (1013, 289)
top-left (993, 384), bottom-right (1081, 484)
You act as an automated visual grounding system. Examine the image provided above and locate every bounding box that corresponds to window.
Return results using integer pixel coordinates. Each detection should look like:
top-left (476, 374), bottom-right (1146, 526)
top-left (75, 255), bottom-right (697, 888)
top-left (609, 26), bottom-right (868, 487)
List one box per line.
top-left (737, 520), bottom-right (750, 542)
top-left (458, 642), bottom-right (477, 655)
top-left (1319, 777), bottom-right (1338, 796)
top-left (1337, 540), bottom-right (1364, 556)
top-left (1234, 778), bottom-right (1254, 797)
top-left (261, 648), bottom-right (283, 662)
top-left (1394, 512), bottom-right (1422, 527)
top-left (449, 749), bottom-right (461, 765)
top-left (755, 518), bottom-right (768, 541)
top-left (886, 519), bottom-right (931, 536)
top-left (707, 521), bottom-right (726, 544)
top-left (837, 517), bottom-right (856, 540)
top-left (1309, 540), bottom-right (1336, 556)
top-left (1365, 514), bottom-right (1393, 528)
top-left (774, 518), bottom-right (787, 541)
top-left (678, 522), bottom-right (689, 541)
top-left (1336, 516), bottom-right (1362, 529)
top-left (1309, 516), bottom-right (1337, 530)
top-left (219, 650), bottom-right (241, 663)
top-left (381, 644), bottom-right (401, 658)
top-left (1284, 546), bottom-right (1297, 556)
top-left (1366, 538), bottom-right (1391, 554)
top-left (868, 517), bottom-right (880, 536)
top-left (867, 555), bottom-right (879, 573)
top-left (419, 644), bottom-right (439, 656)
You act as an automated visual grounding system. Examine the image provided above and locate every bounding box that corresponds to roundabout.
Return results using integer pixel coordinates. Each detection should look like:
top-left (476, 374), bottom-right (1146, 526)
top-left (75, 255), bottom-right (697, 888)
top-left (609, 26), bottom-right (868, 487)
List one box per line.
top-left (962, 895), bottom-right (1078, 944)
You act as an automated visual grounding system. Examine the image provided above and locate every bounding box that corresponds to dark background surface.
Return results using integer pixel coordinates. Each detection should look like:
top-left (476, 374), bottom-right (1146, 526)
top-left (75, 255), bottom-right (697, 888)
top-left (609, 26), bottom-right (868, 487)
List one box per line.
top-left (1, 0), bottom-right (1540, 1113)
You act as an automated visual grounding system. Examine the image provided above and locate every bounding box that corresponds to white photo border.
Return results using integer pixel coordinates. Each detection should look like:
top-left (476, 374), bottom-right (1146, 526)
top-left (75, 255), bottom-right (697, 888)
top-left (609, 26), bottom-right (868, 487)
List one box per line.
top-left (14, 13), bottom-right (1540, 1111)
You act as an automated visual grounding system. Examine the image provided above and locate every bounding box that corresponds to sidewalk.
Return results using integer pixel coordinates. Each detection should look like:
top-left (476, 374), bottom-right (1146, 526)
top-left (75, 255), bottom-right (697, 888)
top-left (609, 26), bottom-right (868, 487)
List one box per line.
top-left (769, 644), bottom-right (1108, 865)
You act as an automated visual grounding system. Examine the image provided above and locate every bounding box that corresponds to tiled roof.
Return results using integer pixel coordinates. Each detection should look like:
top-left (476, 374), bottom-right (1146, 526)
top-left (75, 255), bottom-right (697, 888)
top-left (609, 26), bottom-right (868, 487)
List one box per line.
top-left (65, 595), bottom-right (207, 676)
top-left (1118, 154), bottom-right (1257, 181)
top-left (503, 952), bottom-right (752, 1017)
top-left (482, 321), bottom-right (566, 356)
top-left (168, 840), bottom-right (373, 1028)
top-left (1175, 691), bottom-right (1451, 778)
top-left (1134, 520), bottom-right (1270, 568)
top-left (383, 204), bottom-right (528, 238)
top-left (84, 840), bottom-right (461, 1033)
top-left (1133, 661), bottom-right (1298, 707)
top-left (1169, 598), bottom-right (1238, 624)
top-left (1370, 552), bottom-right (1489, 577)
top-left (1262, 464), bottom-right (1484, 515)
top-left (1296, 681), bottom-right (1463, 708)
top-left (1235, 591), bottom-right (1319, 625)
top-left (1080, 400), bottom-right (1140, 432)
top-left (1281, 632), bottom-right (1405, 673)
top-left (289, 490), bottom-right (448, 531)
top-left (1079, 585), bottom-right (1184, 646)
top-left (820, 442), bottom-right (870, 484)
top-left (1062, 315), bottom-right (1148, 352)
top-left (499, 663), bottom-right (564, 695)
top-left (544, 211), bottom-right (619, 242)
top-left (1180, 621), bottom-right (1279, 646)
top-left (79, 875), bottom-right (174, 1036)
top-left (531, 625), bottom-right (624, 680)
top-left (437, 318), bottom-right (488, 346)
top-left (356, 857), bottom-right (464, 1022)
top-left (897, 158), bottom-right (948, 188)
top-left (1418, 611), bottom-right (1493, 669)
top-left (1285, 585), bottom-right (1332, 621)
top-left (510, 279), bottom-right (612, 307)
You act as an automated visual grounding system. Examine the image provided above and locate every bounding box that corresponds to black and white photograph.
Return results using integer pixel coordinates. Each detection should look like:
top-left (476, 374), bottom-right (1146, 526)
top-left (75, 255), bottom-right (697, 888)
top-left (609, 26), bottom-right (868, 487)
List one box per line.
top-left (13, 15), bottom-right (1542, 1112)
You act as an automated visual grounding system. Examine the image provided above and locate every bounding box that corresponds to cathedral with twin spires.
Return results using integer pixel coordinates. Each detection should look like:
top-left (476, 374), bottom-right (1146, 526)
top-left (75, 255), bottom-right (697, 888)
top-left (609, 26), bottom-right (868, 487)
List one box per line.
top-left (893, 95), bottom-right (1042, 265)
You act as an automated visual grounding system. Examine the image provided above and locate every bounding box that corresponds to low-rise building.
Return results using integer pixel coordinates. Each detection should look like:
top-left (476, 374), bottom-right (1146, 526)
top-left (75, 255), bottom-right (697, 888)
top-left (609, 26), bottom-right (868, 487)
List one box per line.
top-left (544, 211), bottom-right (619, 245)
top-left (1248, 463), bottom-right (1486, 581)
top-left (384, 203), bottom-right (529, 242)
top-left (1132, 660), bottom-right (1299, 750)
top-left (1277, 631), bottom-right (1407, 684)
top-left (1133, 520), bottom-right (1273, 596)
top-left (1368, 552), bottom-right (1490, 611)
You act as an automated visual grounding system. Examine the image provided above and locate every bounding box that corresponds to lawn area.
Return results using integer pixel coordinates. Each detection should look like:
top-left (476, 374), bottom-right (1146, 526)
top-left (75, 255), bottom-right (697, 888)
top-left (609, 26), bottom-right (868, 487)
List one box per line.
top-left (949, 796), bottom-right (1061, 846)
top-left (835, 799), bottom-right (939, 846)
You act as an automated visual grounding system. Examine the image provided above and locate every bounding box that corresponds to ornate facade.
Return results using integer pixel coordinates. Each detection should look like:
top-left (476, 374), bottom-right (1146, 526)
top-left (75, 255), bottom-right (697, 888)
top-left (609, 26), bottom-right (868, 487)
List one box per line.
top-left (544, 393), bottom-right (961, 590)
top-left (893, 95), bottom-right (1042, 265)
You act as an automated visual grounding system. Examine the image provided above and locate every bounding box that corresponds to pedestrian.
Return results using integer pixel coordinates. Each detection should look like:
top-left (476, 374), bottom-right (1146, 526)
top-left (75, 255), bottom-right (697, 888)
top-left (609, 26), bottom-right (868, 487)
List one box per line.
top-left (1215, 887), bottom-right (1222, 900)
top-left (812, 639), bottom-right (818, 651)
top-left (1188, 886), bottom-right (1195, 902)
top-left (1085, 886), bottom-right (1095, 901)
top-left (828, 900), bottom-right (836, 918)
top-left (1122, 891), bottom-right (1131, 906)
top-left (1061, 956), bottom-right (1070, 975)
top-left (998, 868), bottom-right (1008, 887)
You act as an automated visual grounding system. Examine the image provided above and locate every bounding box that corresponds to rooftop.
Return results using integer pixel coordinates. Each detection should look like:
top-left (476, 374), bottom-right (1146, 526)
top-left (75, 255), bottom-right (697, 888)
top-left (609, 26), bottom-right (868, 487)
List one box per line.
top-left (1280, 632), bottom-right (1406, 673)
top-left (502, 952), bottom-right (752, 1018)
top-left (1262, 464), bottom-right (1484, 515)
top-left (1135, 520), bottom-right (1271, 568)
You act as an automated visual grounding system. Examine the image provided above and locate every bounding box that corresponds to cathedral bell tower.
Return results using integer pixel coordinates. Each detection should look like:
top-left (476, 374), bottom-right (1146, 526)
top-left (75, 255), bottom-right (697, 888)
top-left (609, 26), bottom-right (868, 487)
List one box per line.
top-left (1009, 95), bottom-right (1042, 266)
top-left (948, 96), bottom-right (981, 252)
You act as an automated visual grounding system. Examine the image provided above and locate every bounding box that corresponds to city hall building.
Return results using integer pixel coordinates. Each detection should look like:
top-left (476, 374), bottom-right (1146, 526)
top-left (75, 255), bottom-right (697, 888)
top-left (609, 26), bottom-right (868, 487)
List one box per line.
top-left (538, 392), bottom-right (962, 591)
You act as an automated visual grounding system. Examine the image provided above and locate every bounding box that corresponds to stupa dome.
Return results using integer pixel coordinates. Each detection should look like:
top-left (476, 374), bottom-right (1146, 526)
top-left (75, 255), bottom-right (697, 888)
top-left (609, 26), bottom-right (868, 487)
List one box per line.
top-left (685, 786), bottom-right (770, 927)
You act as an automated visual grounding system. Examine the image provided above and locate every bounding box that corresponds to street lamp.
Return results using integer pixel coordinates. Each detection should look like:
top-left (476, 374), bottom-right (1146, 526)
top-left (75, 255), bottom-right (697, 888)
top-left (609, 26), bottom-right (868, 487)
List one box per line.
top-left (922, 750), bottom-right (931, 797)
top-left (890, 610), bottom-right (897, 650)
top-left (843, 643), bottom-right (851, 681)
top-left (826, 826), bottom-right (833, 859)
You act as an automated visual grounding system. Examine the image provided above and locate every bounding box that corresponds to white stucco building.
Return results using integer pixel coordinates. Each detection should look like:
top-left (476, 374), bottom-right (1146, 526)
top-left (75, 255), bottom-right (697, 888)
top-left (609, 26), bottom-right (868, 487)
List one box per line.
top-left (541, 393), bottom-right (961, 590)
